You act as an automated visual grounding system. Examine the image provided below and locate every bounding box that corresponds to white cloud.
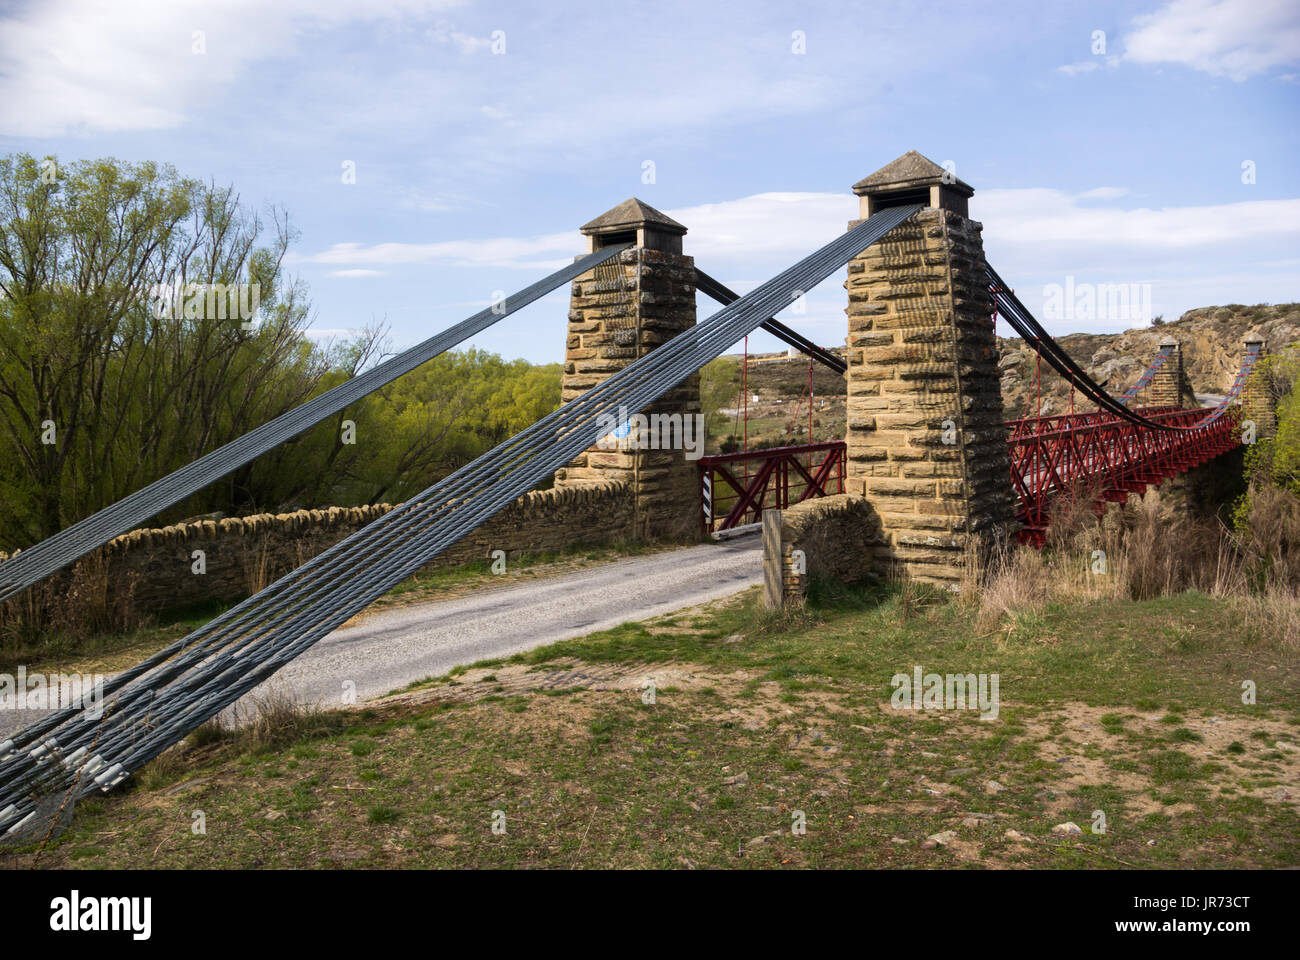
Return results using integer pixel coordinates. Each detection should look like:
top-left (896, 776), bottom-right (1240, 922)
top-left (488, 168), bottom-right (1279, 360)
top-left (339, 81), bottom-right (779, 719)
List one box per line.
top-left (328, 269), bottom-right (387, 278)
top-left (299, 186), bottom-right (1298, 343)
top-left (978, 186), bottom-right (1300, 331)
top-left (301, 232), bottom-right (577, 270)
top-left (672, 187), bottom-right (1300, 285)
top-left (666, 193), bottom-right (859, 264)
top-left (230, 7), bottom-right (918, 184)
top-left (0, 0), bottom-right (960, 200)
top-left (301, 192), bottom-right (860, 273)
top-left (303, 186), bottom-right (1300, 282)
top-left (978, 187), bottom-right (1300, 259)
top-left (1057, 54), bottom-right (1121, 77)
top-left (1123, 0), bottom-right (1300, 81)
top-left (0, 0), bottom-right (463, 136)
top-left (1077, 187), bottom-right (1129, 200)
top-left (689, 189), bottom-right (1300, 338)
top-left (399, 189), bottom-right (485, 213)
top-left (426, 21), bottom-right (490, 55)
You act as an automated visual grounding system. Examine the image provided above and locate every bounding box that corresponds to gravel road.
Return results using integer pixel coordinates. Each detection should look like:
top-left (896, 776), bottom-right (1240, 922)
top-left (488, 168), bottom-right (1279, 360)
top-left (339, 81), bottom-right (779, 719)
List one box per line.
top-left (259, 533), bottom-right (761, 709)
top-left (1, 535), bottom-right (762, 737)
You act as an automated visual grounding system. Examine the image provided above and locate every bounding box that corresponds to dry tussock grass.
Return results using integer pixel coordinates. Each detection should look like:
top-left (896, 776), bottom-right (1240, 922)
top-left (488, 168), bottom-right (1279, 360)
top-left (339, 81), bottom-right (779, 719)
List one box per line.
top-left (225, 687), bottom-right (335, 753)
top-left (0, 549), bottom-right (140, 658)
top-left (966, 483), bottom-right (1300, 648)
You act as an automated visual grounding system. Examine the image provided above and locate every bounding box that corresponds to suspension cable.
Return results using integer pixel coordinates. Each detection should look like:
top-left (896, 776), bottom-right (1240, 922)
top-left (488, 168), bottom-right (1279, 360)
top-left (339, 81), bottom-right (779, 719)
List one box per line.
top-left (0, 207), bottom-right (923, 834)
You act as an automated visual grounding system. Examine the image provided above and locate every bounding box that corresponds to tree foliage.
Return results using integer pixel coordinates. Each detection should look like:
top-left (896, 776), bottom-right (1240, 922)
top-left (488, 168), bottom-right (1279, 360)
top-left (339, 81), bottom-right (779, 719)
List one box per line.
top-left (0, 154), bottom-right (561, 552)
top-left (247, 348), bottom-right (561, 509)
top-left (699, 355), bottom-right (739, 440)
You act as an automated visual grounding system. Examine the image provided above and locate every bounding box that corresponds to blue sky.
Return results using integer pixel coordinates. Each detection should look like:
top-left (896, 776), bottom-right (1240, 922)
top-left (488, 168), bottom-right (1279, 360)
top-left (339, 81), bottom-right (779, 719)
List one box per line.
top-left (2, 0), bottom-right (1297, 363)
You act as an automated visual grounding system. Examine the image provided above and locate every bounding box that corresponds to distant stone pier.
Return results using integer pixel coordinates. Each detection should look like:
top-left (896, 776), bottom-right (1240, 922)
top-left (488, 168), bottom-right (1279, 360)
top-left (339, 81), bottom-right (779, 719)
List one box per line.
top-left (1148, 338), bottom-right (1195, 408)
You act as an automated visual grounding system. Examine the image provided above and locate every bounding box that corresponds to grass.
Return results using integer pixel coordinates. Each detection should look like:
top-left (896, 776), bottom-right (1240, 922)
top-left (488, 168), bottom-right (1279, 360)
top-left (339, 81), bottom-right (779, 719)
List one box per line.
top-left (4, 578), bottom-right (1298, 870)
top-left (0, 601), bottom-right (226, 675)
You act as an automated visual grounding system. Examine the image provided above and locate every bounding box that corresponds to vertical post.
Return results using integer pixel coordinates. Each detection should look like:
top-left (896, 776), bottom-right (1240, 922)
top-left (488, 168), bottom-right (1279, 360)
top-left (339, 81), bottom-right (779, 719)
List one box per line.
top-left (762, 508), bottom-right (784, 611)
top-left (701, 464), bottom-right (713, 536)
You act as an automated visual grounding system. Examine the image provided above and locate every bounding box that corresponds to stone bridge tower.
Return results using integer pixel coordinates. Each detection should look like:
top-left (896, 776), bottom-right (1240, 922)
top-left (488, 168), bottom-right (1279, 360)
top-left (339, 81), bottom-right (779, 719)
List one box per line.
top-left (1148, 337), bottom-right (1196, 408)
top-left (553, 199), bottom-right (701, 540)
top-left (1241, 335), bottom-right (1276, 439)
top-left (843, 151), bottom-right (1015, 584)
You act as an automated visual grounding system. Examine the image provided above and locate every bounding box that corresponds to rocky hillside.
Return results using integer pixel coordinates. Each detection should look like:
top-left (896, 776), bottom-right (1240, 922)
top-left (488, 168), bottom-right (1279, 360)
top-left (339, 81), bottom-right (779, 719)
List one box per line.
top-left (998, 303), bottom-right (1300, 419)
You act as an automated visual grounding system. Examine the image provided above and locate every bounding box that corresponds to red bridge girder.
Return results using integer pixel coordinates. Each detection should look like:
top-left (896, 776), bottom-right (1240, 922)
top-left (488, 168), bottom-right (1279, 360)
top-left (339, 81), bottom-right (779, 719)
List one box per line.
top-left (1007, 406), bottom-right (1242, 546)
top-left (698, 441), bottom-right (846, 534)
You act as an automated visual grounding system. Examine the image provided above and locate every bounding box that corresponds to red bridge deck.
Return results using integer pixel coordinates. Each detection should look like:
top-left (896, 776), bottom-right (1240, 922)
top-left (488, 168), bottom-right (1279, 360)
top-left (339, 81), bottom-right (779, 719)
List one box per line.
top-left (698, 407), bottom-right (1242, 541)
top-left (1008, 405), bottom-right (1241, 545)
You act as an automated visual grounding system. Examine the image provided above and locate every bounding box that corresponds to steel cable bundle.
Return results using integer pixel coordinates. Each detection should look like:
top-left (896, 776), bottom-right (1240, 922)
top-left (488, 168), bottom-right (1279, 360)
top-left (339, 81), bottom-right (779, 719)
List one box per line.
top-left (0, 206), bottom-right (922, 835)
top-left (987, 265), bottom-right (1245, 430)
top-left (694, 268), bottom-right (847, 375)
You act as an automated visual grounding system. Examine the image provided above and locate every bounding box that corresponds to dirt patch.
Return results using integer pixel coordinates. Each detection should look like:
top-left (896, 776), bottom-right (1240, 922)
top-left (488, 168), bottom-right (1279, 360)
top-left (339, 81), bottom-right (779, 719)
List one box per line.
top-left (378, 658), bottom-right (757, 710)
top-left (1020, 702), bottom-right (1300, 815)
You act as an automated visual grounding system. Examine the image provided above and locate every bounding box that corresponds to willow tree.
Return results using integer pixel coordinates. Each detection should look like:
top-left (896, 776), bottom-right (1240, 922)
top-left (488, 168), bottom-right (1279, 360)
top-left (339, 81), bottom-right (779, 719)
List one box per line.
top-left (0, 154), bottom-right (329, 550)
top-left (0, 153), bottom-right (569, 558)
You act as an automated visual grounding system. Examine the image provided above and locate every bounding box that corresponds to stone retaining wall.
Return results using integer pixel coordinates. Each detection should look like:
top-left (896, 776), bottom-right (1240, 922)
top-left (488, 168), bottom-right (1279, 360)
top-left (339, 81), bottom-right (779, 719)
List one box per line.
top-left (2, 482), bottom-right (633, 629)
top-left (778, 495), bottom-right (886, 605)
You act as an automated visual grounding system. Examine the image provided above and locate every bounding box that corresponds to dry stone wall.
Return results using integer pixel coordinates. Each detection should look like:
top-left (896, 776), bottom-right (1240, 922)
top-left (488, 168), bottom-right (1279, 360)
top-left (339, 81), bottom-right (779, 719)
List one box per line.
top-left (778, 495), bottom-right (885, 604)
top-left (1, 482), bottom-right (632, 630)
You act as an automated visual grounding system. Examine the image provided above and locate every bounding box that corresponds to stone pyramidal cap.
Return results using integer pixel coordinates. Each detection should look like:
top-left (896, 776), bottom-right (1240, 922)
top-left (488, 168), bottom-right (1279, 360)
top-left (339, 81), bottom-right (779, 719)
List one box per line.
top-left (852, 149), bottom-right (973, 197)
top-left (580, 197), bottom-right (687, 236)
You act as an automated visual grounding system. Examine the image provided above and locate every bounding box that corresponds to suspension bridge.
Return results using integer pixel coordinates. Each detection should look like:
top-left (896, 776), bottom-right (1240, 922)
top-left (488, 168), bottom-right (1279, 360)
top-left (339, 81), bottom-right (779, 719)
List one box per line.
top-left (0, 151), bottom-right (1267, 839)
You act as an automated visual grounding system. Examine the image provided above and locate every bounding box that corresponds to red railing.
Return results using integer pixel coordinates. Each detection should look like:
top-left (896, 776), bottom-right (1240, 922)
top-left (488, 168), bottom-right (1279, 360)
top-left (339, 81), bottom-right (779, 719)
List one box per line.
top-left (699, 441), bottom-right (846, 534)
top-left (1007, 406), bottom-right (1242, 545)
